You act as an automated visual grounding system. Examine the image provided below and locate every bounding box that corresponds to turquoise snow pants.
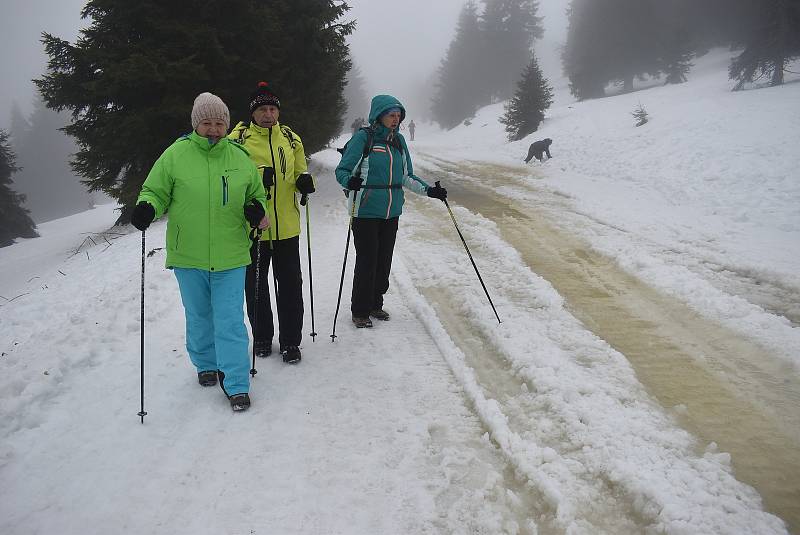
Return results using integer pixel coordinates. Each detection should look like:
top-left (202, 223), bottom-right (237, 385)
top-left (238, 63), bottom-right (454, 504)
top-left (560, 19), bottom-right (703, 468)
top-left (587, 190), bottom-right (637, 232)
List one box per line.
top-left (173, 267), bottom-right (249, 396)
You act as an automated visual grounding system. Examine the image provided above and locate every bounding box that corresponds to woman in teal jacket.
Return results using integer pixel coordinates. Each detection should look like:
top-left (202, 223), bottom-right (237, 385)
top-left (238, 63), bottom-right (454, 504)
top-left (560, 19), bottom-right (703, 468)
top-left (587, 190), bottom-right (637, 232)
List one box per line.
top-left (335, 94), bottom-right (447, 328)
top-left (131, 92), bottom-right (267, 412)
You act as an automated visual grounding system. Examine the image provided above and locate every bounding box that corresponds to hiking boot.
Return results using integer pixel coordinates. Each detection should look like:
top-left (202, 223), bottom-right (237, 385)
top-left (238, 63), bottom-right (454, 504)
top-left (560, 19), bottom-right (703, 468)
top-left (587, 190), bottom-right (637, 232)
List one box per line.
top-left (281, 345), bottom-right (302, 364)
top-left (254, 340), bottom-right (272, 358)
top-left (352, 315), bottom-right (373, 328)
top-left (197, 370), bottom-right (218, 387)
top-left (229, 393), bottom-right (251, 412)
top-left (370, 308), bottom-right (390, 321)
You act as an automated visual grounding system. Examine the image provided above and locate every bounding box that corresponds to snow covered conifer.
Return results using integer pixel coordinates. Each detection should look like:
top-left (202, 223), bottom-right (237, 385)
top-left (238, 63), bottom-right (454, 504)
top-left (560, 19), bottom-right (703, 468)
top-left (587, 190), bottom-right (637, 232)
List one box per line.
top-left (500, 55), bottom-right (553, 141)
top-left (631, 104), bottom-right (649, 127)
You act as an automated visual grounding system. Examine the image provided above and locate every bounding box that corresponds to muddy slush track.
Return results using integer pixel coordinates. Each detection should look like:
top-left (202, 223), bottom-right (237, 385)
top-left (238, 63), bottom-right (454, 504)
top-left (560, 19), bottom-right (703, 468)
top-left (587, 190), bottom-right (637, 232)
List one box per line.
top-left (414, 155), bottom-right (800, 533)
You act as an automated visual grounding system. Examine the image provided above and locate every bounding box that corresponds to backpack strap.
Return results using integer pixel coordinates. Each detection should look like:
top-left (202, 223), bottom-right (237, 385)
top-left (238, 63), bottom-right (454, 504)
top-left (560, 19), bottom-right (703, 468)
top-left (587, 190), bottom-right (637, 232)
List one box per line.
top-left (234, 120), bottom-right (251, 144)
top-left (360, 126), bottom-right (374, 158)
top-left (353, 126), bottom-right (375, 179)
top-left (280, 125), bottom-right (297, 148)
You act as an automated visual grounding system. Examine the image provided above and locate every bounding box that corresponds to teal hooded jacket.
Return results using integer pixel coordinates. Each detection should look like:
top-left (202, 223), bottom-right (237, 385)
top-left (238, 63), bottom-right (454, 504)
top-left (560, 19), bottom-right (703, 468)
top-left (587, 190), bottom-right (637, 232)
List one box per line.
top-left (335, 95), bottom-right (429, 219)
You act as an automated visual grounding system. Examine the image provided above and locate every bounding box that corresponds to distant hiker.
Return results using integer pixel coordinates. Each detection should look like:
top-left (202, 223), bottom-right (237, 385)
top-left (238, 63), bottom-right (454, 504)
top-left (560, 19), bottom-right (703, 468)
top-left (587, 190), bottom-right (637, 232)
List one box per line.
top-left (131, 92), bottom-right (267, 412)
top-left (525, 138), bottom-right (552, 163)
top-left (335, 95), bottom-right (447, 328)
top-left (229, 82), bottom-right (314, 364)
top-left (408, 120), bottom-right (416, 141)
top-left (351, 117), bottom-right (364, 136)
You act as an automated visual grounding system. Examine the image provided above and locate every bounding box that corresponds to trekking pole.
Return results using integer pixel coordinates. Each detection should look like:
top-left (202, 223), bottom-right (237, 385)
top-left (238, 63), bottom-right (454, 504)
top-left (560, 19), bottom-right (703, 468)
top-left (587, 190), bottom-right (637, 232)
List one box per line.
top-left (301, 193), bottom-right (317, 341)
top-left (255, 166), bottom-right (278, 358)
top-left (138, 230), bottom-right (148, 423)
top-left (250, 227), bottom-right (262, 377)
top-left (438, 181), bottom-right (501, 324)
top-left (267, 228), bottom-right (279, 307)
top-left (330, 192), bottom-right (358, 341)
top-left (259, 167), bottom-right (280, 310)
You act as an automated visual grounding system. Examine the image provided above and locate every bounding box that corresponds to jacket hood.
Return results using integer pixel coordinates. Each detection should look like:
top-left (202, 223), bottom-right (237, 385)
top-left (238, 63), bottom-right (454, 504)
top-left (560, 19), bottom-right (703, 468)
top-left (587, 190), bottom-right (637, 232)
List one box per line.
top-left (368, 95), bottom-right (406, 125)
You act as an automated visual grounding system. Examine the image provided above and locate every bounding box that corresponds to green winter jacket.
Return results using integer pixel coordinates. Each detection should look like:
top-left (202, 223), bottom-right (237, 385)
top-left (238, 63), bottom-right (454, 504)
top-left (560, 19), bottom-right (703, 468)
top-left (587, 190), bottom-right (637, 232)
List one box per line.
top-left (335, 94), bottom-right (429, 219)
top-left (228, 121), bottom-right (310, 240)
top-left (137, 131), bottom-right (266, 271)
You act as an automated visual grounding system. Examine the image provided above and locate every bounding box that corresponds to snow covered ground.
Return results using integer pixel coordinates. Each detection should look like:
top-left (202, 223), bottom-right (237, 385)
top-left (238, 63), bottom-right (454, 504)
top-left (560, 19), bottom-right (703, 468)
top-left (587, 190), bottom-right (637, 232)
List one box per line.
top-left (1, 49), bottom-right (798, 534)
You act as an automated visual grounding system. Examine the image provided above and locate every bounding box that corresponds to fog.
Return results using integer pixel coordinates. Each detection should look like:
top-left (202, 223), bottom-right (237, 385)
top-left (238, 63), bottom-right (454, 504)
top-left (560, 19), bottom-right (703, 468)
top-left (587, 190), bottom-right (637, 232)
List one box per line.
top-left (0, 0), bottom-right (85, 125)
top-left (0, 0), bottom-right (567, 222)
top-left (1, 0), bottom-right (568, 127)
top-left (346, 0), bottom-right (567, 118)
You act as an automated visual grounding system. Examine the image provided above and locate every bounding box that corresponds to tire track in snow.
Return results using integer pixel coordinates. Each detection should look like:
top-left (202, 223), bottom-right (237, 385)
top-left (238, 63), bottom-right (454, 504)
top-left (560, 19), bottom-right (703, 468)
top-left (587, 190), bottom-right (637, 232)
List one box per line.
top-left (393, 162), bottom-right (792, 533)
top-left (416, 157), bottom-right (800, 533)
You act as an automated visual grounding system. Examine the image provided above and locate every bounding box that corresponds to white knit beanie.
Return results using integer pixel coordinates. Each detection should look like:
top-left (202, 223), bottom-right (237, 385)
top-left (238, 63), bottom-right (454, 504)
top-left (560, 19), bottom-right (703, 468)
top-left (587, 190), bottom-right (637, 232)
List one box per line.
top-left (191, 92), bottom-right (230, 130)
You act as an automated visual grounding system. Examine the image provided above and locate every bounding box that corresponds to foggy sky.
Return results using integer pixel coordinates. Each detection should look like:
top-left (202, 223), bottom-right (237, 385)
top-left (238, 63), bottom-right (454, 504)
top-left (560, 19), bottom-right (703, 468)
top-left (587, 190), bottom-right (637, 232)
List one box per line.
top-left (345, 0), bottom-right (567, 117)
top-left (0, 0), bottom-right (85, 126)
top-left (0, 0), bottom-right (568, 128)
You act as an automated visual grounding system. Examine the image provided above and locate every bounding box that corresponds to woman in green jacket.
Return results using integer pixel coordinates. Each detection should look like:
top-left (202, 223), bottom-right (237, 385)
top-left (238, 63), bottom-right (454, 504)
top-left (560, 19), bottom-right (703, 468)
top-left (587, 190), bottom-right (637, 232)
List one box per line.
top-left (335, 94), bottom-right (447, 328)
top-left (131, 92), bottom-right (267, 412)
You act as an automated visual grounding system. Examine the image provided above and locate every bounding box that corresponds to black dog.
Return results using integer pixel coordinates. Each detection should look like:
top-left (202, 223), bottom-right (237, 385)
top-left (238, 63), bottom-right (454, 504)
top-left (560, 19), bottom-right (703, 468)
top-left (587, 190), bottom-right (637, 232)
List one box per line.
top-left (525, 138), bottom-right (552, 163)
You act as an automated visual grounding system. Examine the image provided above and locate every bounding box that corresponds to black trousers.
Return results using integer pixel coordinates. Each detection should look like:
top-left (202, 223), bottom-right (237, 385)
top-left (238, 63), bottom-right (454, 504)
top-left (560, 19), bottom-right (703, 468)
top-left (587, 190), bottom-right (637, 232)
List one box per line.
top-left (245, 236), bottom-right (303, 348)
top-left (351, 217), bottom-right (399, 317)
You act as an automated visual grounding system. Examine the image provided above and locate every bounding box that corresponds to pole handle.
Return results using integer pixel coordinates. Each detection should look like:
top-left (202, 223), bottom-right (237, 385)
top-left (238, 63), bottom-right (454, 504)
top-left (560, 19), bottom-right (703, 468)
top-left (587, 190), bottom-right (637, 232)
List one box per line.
top-left (258, 166), bottom-right (275, 188)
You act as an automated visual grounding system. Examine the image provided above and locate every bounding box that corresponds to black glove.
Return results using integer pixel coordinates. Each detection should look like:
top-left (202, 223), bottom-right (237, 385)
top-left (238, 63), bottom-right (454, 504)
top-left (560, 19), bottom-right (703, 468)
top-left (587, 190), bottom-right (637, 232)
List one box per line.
top-left (131, 202), bottom-right (155, 231)
top-left (426, 182), bottom-right (447, 201)
top-left (296, 173), bottom-right (315, 195)
top-left (259, 166), bottom-right (275, 188)
top-left (244, 200), bottom-right (265, 228)
top-left (347, 176), bottom-right (363, 191)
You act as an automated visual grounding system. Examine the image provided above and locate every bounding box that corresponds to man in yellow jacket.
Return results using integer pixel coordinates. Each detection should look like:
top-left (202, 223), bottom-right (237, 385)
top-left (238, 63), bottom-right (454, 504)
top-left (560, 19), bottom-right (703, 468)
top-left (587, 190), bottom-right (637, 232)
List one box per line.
top-left (229, 82), bottom-right (315, 364)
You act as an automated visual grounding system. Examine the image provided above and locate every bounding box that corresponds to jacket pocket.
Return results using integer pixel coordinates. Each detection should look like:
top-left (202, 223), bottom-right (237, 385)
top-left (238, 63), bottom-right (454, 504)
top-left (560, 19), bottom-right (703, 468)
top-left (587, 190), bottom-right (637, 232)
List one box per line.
top-left (221, 176), bottom-right (229, 206)
top-left (169, 224), bottom-right (181, 252)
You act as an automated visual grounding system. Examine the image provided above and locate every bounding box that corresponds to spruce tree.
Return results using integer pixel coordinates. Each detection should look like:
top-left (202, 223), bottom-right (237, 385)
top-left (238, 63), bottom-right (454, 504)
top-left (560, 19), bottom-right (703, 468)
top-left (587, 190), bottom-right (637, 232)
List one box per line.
top-left (10, 98), bottom-right (92, 223)
top-left (431, 1), bottom-right (485, 129)
top-left (35, 0), bottom-right (353, 223)
top-left (563, 0), bottom-right (663, 98)
top-left (480, 0), bottom-right (544, 101)
top-left (343, 64), bottom-right (370, 134)
top-left (665, 0), bottom-right (750, 54)
top-left (9, 102), bottom-right (31, 150)
top-left (259, 0), bottom-right (354, 150)
top-left (729, 0), bottom-right (800, 90)
top-left (499, 54), bottom-right (553, 141)
top-left (660, 28), bottom-right (694, 84)
top-left (0, 130), bottom-right (38, 247)
top-left (562, 0), bottom-right (610, 99)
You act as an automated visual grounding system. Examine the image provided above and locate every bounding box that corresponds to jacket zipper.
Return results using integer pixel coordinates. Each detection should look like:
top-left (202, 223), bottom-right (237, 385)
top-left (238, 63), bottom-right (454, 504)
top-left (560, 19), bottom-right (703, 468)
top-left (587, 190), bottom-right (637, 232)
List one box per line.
top-left (221, 175), bottom-right (228, 206)
top-left (386, 140), bottom-right (394, 219)
top-left (268, 127), bottom-right (279, 242)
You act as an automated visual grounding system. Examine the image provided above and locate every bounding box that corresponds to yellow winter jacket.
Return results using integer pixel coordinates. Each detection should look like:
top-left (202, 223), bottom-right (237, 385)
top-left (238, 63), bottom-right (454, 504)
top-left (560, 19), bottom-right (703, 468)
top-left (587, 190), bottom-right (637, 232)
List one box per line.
top-left (228, 121), bottom-right (310, 240)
